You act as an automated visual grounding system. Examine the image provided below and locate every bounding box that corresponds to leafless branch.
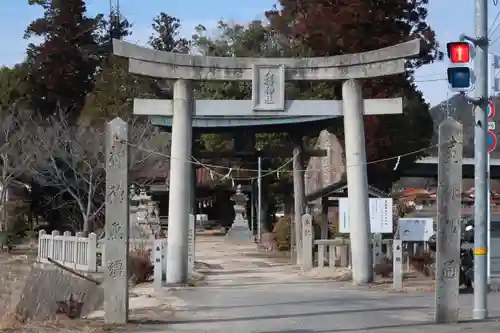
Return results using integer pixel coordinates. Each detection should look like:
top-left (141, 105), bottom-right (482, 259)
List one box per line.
top-left (32, 113), bottom-right (171, 232)
top-left (0, 107), bottom-right (41, 230)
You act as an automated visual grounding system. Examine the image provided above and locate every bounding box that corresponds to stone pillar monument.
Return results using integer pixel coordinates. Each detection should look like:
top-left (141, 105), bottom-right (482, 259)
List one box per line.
top-left (225, 185), bottom-right (253, 242)
top-left (292, 143), bottom-right (305, 265)
top-left (435, 119), bottom-right (463, 323)
top-left (104, 118), bottom-right (129, 324)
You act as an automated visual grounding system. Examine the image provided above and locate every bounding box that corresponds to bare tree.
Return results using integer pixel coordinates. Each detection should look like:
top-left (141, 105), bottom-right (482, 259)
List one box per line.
top-left (34, 114), bottom-right (170, 232)
top-left (0, 109), bottom-right (39, 231)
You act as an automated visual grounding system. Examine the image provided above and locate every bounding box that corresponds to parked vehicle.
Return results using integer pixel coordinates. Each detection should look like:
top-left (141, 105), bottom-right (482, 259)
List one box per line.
top-left (427, 220), bottom-right (474, 288)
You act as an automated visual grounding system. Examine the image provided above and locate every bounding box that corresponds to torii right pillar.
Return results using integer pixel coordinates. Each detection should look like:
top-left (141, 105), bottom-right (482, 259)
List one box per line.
top-left (342, 79), bottom-right (373, 284)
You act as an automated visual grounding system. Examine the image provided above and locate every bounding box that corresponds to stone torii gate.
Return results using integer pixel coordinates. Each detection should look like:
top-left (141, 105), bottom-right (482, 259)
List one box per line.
top-left (113, 38), bottom-right (420, 286)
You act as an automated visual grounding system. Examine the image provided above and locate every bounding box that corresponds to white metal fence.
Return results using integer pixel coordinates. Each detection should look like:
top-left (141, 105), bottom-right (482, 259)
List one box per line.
top-left (37, 230), bottom-right (167, 272)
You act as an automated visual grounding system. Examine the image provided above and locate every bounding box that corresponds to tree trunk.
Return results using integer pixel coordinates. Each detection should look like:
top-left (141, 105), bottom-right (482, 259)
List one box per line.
top-left (82, 216), bottom-right (90, 235)
top-left (0, 191), bottom-right (7, 232)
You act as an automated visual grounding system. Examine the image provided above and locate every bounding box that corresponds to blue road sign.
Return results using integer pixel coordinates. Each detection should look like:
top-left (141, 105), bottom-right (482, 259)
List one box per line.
top-left (488, 131), bottom-right (497, 153)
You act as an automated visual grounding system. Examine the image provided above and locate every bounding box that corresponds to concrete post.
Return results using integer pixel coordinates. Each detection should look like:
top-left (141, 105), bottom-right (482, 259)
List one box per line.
top-left (153, 239), bottom-right (164, 292)
top-left (487, 153), bottom-right (491, 284)
top-left (257, 156), bottom-right (262, 242)
top-left (104, 118), bottom-right (129, 324)
top-left (250, 188), bottom-right (254, 233)
top-left (189, 165), bottom-right (196, 214)
top-left (473, 0), bottom-right (489, 320)
top-left (435, 119), bottom-right (463, 323)
top-left (301, 214), bottom-right (313, 271)
top-left (392, 239), bottom-right (403, 290)
top-left (292, 146), bottom-right (305, 265)
top-left (372, 233), bottom-right (383, 267)
top-left (189, 164), bottom-right (197, 260)
top-left (320, 201), bottom-right (329, 259)
top-left (188, 214), bottom-right (195, 273)
top-left (342, 79), bottom-right (373, 284)
top-left (166, 79), bottom-right (193, 285)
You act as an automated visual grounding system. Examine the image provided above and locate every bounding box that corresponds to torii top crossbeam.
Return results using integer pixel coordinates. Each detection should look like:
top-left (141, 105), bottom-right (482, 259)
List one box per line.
top-left (113, 39), bottom-right (420, 81)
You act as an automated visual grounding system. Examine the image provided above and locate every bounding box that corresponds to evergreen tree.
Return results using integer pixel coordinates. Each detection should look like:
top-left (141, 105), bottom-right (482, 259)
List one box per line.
top-left (98, 3), bottom-right (132, 57)
top-left (265, 0), bottom-right (442, 189)
top-left (24, 0), bottom-right (102, 121)
top-left (148, 13), bottom-right (189, 53)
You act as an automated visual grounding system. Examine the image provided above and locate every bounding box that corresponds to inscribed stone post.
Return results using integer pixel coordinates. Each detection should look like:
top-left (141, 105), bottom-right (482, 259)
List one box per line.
top-left (153, 239), bottom-right (164, 292)
top-left (435, 119), bottom-right (463, 323)
top-left (392, 239), bottom-right (403, 290)
top-left (104, 118), bottom-right (129, 324)
top-left (301, 214), bottom-right (313, 271)
top-left (188, 214), bottom-right (195, 273)
top-left (372, 233), bottom-right (383, 267)
top-left (292, 148), bottom-right (305, 265)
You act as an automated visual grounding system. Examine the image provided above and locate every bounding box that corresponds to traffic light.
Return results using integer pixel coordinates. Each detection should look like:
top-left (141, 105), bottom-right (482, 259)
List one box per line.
top-left (447, 42), bottom-right (471, 63)
top-left (446, 41), bottom-right (475, 92)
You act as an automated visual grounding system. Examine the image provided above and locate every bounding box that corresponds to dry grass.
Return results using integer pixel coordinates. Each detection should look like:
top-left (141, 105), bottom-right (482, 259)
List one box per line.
top-left (0, 315), bottom-right (119, 332)
top-left (0, 251), bottom-right (112, 332)
top-left (0, 249), bottom-right (172, 332)
top-left (0, 252), bottom-right (35, 316)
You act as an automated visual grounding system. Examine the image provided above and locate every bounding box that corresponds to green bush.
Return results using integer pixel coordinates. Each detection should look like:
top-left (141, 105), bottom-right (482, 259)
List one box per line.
top-left (5, 200), bottom-right (31, 240)
top-left (273, 215), bottom-right (291, 251)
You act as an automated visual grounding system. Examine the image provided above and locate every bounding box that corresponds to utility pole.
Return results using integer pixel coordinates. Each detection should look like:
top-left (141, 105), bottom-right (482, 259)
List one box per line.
top-left (446, 0), bottom-right (488, 320)
top-left (257, 155), bottom-right (262, 242)
top-left (472, 0), bottom-right (489, 320)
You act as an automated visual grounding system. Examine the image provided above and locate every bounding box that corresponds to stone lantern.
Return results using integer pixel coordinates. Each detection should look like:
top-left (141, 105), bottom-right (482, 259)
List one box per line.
top-left (225, 185), bottom-right (252, 242)
top-left (129, 187), bottom-right (159, 238)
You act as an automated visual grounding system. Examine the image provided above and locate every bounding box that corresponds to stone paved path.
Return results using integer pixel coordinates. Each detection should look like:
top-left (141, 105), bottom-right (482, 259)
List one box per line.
top-left (126, 236), bottom-right (500, 333)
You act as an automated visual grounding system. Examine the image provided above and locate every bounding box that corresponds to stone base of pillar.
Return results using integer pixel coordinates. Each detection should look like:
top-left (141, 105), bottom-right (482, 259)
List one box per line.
top-left (225, 220), bottom-right (253, 244)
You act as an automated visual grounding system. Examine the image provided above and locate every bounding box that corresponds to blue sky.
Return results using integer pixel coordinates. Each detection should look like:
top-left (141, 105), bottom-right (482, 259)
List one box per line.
top-left (1, 0), bottom-right (500, 106)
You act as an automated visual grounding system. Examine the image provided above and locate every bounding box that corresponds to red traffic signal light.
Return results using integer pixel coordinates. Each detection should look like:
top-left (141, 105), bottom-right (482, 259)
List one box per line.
top-left (447, 42), bottom-right (471, 63)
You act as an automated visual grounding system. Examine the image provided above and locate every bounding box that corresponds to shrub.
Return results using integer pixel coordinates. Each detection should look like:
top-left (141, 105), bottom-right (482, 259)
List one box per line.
top-left (409, 251), bottom-right (435, 277)
top-left (5, 200), bottom-right (31, 241)
top-left (128, 248), bottom-right (153, 284)
top-left (273, 215), bottom-right (291, 251)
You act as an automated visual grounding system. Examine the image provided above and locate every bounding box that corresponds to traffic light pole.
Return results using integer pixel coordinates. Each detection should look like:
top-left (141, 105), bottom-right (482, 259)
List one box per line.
top-left (472, 0), bottom-right (489, 320)
top-left (448, 0), bottom-right (489, 320)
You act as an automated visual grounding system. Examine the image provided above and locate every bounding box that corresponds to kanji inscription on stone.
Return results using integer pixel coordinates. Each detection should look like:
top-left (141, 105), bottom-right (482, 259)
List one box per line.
top-left (107, 259), bottom-right (125, 277)
top-left (443, 264), bottom-right (457, 279)
top-left (252, 64), bottom-right (285, 111)
top-left (107, 183), bottom-right (125, 204)
top-left (392, 239), bottom-right (403, 290)
top-left (153, 239), bottom-right (164, 292)
top-left (435, 119), bottom-right (462, 323)
top-left (301, 214), bottom-right (313, 271)
top-left (108, 139), bottom-right (125, 168)
top-left (104, 117), bottom-right (129, 324)
top-left (108, 221), bottom-right (124, 240)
